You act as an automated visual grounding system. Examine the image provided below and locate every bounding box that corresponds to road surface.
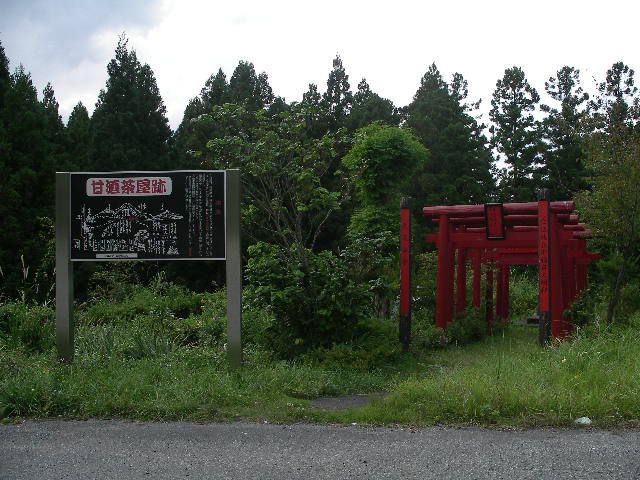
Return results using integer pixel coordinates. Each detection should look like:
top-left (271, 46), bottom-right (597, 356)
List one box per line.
top-left (1, 420), bottom-right (639, 479)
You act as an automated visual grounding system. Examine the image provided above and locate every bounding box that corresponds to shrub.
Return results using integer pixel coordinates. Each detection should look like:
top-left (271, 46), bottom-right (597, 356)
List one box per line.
top-left (447, 307), bottom-right (486, 345)
top-left (79, 273), bottom-right (203, 326)
top-left (246, 242), bottom-right (371, 357)
top-left (0, 301), bottom-right (54, 352)
top-left (508, 268), bottom-right (538, 321)
top-left (300, 317), bottom-right (402, 371)
top-left (412, 252), bottom-right (438, 312)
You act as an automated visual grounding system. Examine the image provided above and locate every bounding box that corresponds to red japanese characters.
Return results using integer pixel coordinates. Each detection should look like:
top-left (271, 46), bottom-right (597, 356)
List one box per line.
top-left (86, 176), bottom-right (172, 196)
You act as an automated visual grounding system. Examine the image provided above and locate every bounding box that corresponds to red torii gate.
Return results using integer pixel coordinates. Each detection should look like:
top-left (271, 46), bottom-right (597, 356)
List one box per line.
top-left (399, 190), bottom-right (599, 347)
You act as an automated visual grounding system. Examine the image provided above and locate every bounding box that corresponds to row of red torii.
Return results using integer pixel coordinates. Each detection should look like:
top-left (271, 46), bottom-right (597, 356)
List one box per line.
top-left (398, 190), bottom-right (599, 348)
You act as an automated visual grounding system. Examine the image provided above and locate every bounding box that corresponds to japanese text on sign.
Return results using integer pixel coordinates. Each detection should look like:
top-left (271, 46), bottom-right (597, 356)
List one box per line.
top-left (485, 203), bottom-right (505, 240)
top-left (86, 177), bottom-right (172, 196)
top-left (538, 201), bottom-right (550, 312)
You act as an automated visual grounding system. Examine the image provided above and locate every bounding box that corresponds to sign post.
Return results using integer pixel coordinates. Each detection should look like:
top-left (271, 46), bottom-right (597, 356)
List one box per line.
top-left (225, 170), bottom-right (242, 368)
top-left (537, 188), bottom-right (552, 345)
top-left (55, 173), bottom-right (74, 363)
top-left (399, 197), bottom-right (412, 352)
top-left (55, 169), bottom-right (242, 367)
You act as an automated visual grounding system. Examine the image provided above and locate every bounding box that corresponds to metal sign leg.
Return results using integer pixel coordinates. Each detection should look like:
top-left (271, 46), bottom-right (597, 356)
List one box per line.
top-left (55, 172), bottom-right (74, 362)
top-left (225, 169), bottom-right (242, 368)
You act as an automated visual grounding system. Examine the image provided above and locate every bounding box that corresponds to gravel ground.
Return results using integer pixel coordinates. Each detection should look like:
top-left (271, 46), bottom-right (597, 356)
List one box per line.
top-left (1, 420), bottom-right (639, 479)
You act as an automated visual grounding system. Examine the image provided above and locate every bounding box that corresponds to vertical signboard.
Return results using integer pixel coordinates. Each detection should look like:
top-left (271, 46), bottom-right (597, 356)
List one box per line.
top-left (485, 203), bottom-right (505, 240)
top-left (399, 197), bottom-right (412, 352)
top-left (537, 189), bottom-right (551, 345)
top-left (56, 170), bottom-right (242, 367)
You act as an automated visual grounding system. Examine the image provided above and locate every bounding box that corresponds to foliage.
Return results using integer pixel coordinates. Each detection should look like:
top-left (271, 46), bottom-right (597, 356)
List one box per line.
top-left (406, 63), bottom-right (494, 205)
top-left (341, 124), bottom-right (426, 315)
top-left (89, 35), bottom-right (171, 171)
top-left (507, 268), bottom-right (539, 321)
top-left (343, 123), bottom-right (427, 205)
top-left (447, 307), bottom-right (487, 345)
top-left (0, 62), bottom-right (59, 298)
top-left (490, 66), bottom-right (542, 201)
top-left (323, 55), bottom-right (353, 130)
top-left (299, 316), bottom-right (402, 372)
top-left (540, 66), bottom-right (590, 197)
top-left (412, 251), bottom-right (438, 312)
top-left (346, 78), bottom-right (399, 131)
top-left (0, 301), bottom-right (54, 352)
top-left (577, 61), bottom-right (640, 323)
top-left (245, 242), bottom-right (371, 357)
top-left (205, 104), bottom-right (350, 251)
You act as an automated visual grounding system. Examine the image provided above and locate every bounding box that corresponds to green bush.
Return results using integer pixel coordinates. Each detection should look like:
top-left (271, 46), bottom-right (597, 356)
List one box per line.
top-left (412, 252), bottom-right (438, 312)
top-left (300, 317), bottom-right (402, 371)
top-left (246, 242), bottom-right (371, 357)
top-left (447, 307), bottom-right (486, 345)
top-left (79, 273), bottom-right (203, 326)
top-left (0, 301), bottom-right (54, 352)
top-left (508, 268), bottom-right (538, 321)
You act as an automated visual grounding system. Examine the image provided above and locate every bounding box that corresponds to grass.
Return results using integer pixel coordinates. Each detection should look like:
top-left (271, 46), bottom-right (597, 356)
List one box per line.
top-left (2, 324), bottom-right (640, 427)
top-left (1, 276), bottom-right (639, 427)
top-left (314, 326), bottom-right (640, 427)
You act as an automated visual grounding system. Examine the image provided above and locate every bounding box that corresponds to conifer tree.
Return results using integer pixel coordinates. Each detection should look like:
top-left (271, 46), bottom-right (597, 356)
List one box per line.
top-left (346, 78), bottom-right (398, 130)
top-left (0, 66), bottom-right (56, 296)
top-left (299, 83), bottom-right (329, 138)
top-left (65, 102), bottom-right (91, 169)
top-left (406, 63), bottom-right (494, 205)
top-left (578, 62), bottom-right (640, 323)
top-left (227, 61), bottom-right (274, 110)
top-left (489, 66), bottom-right (541, 201)
top-left (322, 55), bottom-right (353, 129)
top-left (201, 68), bottom-right (228, 108)
top-left (89, 35), bottom-right (171, 170)
top-left (540, 66), bottom-right (589, 197)
top-left (0, 41), bottom-right (10, 112)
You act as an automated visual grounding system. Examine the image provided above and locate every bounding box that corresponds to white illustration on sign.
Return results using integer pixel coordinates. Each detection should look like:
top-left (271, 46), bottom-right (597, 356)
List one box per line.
top-left (73, 203), bottom-right (183, 256)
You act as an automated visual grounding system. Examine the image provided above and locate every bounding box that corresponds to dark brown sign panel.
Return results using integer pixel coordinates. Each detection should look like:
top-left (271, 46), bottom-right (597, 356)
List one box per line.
top-left (485, 203), bottom-right (505, 240)
top-left (538, 200), bottom-right (550, 312)
top-left (70, 171), bottom-right (225, 261)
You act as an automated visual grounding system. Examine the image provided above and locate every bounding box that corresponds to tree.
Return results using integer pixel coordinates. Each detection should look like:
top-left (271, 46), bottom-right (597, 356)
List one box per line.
top-left (490, 66), bottom-right (542, 201)
top-left (590, 61), bottom-right (639, 159)
top-left (406, 63), bottom-right (494, 206)
top-left (299, 83), bottom-right (329, 138)
top-left (346, 78), bottom-right (399, 131)
top-left (322, 55), bottom-right (353, 129)
top-left (0, 66), bottom-right (56, 297)
top-left (0, 40), bottom-right (11, 163)
top-left (540, 66), bottom-right (590, 197)
top-left (89, 35), bottom-right (171, 171)
top-left (201, 68), bottom-right (227, 108)
top-left (342, 124), bottom-right (428, 316)
top-left (205, 103), bottom-right (347, 253)
top-left (0, 41), bottom-right (11, 112)
top-left (578, 62), bottom-right (640, 323)
top-left (65, 102), bottom-right (91, 170)
top-left (203, 104), bottom-right (370, 353)
top-left (227, 61), bottom-right (274, 111)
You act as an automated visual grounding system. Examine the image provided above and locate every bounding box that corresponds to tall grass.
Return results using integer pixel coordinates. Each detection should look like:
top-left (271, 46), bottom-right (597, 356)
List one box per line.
top-left (1, 274), bottom-right (639, 427)
top-left (316, 326), bottom-right (640, 427)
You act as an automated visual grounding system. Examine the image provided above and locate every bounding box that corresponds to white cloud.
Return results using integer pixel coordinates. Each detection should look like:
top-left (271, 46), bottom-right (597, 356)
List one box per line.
top-left (2, 0), bottom-right (639, 128)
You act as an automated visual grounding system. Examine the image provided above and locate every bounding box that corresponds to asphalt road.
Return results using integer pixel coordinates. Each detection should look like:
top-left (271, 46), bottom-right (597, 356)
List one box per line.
top-left (2, 420), bottom-right (639, 479)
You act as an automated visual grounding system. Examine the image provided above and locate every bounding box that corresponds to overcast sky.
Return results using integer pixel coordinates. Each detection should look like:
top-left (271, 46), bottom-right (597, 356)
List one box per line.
top-left (1, 0), bottom-right (638, 129)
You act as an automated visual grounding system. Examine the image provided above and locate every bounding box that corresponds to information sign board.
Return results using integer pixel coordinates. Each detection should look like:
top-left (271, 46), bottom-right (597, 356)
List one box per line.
top-left (69, 171), bottom-right (225, 260)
